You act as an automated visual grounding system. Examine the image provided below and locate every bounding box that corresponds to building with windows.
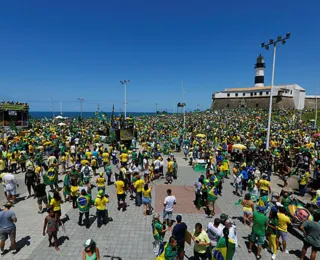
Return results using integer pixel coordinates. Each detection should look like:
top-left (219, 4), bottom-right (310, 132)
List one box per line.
top-left (211, 55), bottom-right (307, 110)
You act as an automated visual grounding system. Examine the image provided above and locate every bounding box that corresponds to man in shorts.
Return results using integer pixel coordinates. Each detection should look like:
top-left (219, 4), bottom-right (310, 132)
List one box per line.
top-left (248, 206), bottom-right (268, 259)
top-left (163, 189), bottom-right (176, 227)
top-left (300, 220), bottom-right (320, 260)
top-left (34, 179), bottom-right (48, 213)
top-left (0, 202), bottom-right (17, 255)
top-left (3, 170), bottom-right (17, 204)
top-left (277, 206), bottom-right (291, 253)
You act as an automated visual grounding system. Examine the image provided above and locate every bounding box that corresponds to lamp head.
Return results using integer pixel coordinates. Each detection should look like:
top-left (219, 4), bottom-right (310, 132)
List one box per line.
top-left (286, 32), bottom-right (291, 38)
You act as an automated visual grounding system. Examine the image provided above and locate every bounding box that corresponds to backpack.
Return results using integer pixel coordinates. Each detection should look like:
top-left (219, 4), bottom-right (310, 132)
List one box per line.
top-left (26, 170), bottom-right (34, 178)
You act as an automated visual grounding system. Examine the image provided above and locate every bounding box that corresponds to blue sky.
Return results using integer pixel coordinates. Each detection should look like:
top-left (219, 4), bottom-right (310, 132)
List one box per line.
top-left (0, 0), bottom-right (319, 112)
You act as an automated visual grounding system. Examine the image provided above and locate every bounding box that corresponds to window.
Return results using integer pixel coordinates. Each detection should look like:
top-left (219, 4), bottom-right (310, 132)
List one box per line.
top-left (227, 93), bottom-right (230, 97)
top-left (260, 92), bottom-right (263, 96)
top-left (266, 91), bottom-right (269, 95)
top-left (254, 92), bottom-right (257, 96)
top-left (243, 93), bottom-right (245, 97)
top-left (290, 90), bottom-right (292, 94)
top-left (235, 93), bottom-right (238, 97)
top-left (227, 104), bottom-right (230, 108)
top-left (250, 92), bottom-right (253, 97)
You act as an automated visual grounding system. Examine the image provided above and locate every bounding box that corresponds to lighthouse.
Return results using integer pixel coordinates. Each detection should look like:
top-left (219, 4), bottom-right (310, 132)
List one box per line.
top-left (254, 54), bottom-right (265, 87)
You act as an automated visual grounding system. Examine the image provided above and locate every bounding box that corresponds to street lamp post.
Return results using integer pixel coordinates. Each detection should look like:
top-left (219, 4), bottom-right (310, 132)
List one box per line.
top-left (181, 80), bottom-right (186, 131)
top-left (261, 32), bottom-right (291, 151)
top-left (120, 80), bottom-right (130, 119)
top-left (78, 98), bottom-right (84, 119)
top-left (156, 103), bottom-right (158, 114)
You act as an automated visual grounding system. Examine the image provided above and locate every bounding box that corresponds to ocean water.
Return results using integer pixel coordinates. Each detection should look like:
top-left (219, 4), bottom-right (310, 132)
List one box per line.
top-left (29, 111), bottom-right (157, 119)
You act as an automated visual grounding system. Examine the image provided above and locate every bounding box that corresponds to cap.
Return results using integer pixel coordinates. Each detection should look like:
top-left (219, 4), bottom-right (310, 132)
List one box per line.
top-left (153, 213), bottom-right (160, 220)
top-left (99, 172), bottom-right (103, 176)
top-left (276, 202), bottom-right (283, 207)
top-left (220, 213), bottom-right (228, 222)
top-left (271, 206), bottom-right (278, 212)
top-left (83, 239), bottom-right (94, 248)
top-left (176, 214), bottom-right (182, 222)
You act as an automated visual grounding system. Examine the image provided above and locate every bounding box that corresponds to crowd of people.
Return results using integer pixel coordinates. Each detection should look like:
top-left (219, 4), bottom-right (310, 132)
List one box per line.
top-left (0, 109), bottom-right (319, 259)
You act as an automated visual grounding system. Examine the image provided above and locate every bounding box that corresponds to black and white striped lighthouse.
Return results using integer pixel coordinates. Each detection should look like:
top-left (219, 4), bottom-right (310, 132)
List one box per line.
top-left (254, 54), bottom-right (265, 87)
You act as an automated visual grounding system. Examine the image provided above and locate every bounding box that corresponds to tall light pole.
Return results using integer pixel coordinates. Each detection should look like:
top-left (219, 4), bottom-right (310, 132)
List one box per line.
top-left (120, 80), bottom-right (130, 119)
top-left (181, 80), bottom-right (186, 133)
top-left (78, 98), bottom-right (84, 119)
top-left (261, 32), bottom-right (291, 151)
top-left (315, 83), bottom-right (317, 128)
top-left (156, 103), bottom-right (158, 114)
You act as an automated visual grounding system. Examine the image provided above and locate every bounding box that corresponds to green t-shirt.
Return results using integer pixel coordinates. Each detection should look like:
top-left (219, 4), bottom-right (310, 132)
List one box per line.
top-left (302, 220), bottom-right (320, 248)
top-left (132, 152), bottom-right (137, 161)
top-left (267, 217), bottom-right (278, 235)
top-left (252, 211), bottom-right (268, 236)
top-left (164, 243), bottom-right (178, 260)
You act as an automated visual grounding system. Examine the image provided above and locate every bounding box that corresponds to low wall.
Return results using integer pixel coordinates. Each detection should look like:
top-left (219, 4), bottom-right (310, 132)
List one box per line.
top-left (305, 98), bottom-right (317, 110)
top-left (211, 96), bottom-right (295, 109)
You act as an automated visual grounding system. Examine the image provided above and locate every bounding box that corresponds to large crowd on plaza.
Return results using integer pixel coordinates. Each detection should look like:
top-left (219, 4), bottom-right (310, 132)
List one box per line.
top-left (0, 109), bottom-right (320, 260)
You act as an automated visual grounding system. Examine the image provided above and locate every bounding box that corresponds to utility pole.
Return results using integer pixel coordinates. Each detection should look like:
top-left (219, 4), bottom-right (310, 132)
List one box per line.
top-left (120, 80), bottom-right (130, 119)
top-left (97, 104), bottom-right (100, 114)
top-left (261, 32), bottom-right (291, 151)
top-left (156, 103), bottom-right (158, 114)
top-left (78, 98), bottom-right (84, 119)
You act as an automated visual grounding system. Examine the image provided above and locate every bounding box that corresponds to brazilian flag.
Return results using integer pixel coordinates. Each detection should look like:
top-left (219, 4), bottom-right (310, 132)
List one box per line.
top-left (44, 167), bottom-right (57, 185)
top-left (77, 195), bottom-right (91, 212)
top-left (212, 237), bottom-right (236, 260)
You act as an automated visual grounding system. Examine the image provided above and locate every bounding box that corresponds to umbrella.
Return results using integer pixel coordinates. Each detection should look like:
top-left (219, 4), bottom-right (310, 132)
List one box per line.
top-left (233, 144), bottom-right (247, 150)
top-left (196, 134), bottom-right (206, 138)
top-left (313, 133), bottom-right (320, 138)
top-left (58, 123), bottom-right (66, 126)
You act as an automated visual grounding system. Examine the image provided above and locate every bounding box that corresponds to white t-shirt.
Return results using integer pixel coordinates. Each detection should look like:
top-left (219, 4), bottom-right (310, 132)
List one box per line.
top-left (4, 173), bottom-right (17, 190)
top-left (164, 195), bottom-right (176, 212)
top-left (75, 138), bottom-right (79, 145)
top-left (207, 223), bottom-right (223, 246)
top-left (154, 159), bottom-right (160, 170)
top-left (70, 145), bottom-right (76, 154)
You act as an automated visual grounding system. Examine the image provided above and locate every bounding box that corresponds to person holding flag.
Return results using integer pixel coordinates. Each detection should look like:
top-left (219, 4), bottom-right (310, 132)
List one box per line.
top-left (77, 188), bottom-right (92, 229)
top-left (206, 177), bottom-right (219, 217)
top-left (212, 228), bottom-right (236, 260)
top-left (44, 165), bottom-right (59, 191)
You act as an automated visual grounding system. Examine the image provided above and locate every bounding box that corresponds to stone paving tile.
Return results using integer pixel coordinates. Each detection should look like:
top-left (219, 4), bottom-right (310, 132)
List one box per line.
top-left (0, 148), bottom-right (310, 259)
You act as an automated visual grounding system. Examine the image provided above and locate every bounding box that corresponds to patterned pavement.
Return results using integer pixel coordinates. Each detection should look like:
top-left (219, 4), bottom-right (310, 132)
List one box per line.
top-left (0, 150), bottom-right (310, 260)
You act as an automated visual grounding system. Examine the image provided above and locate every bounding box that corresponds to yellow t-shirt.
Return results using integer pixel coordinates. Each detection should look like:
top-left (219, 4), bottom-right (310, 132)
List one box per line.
top-left (97, 177), bottom-right (105, 187)
top-left (70, 185), bottom-right (79, 196)
top-left (0, 172), bottom-right (7, 184)
top-left (168, 161), bottom-right (174, 173)
top-left (35, 166), bottom-right (41, 174)
top-left (50, 198), bottom-right (61, 212)
top-left (119, 153), bottom-right (128, 163)
top-left (259, 180), bottom-right (270, 191)
top-left (115, 180), bottom-right (125, 194)
top-left (134, 179), bottom-right (145, 193)
top-left (142, 188), bottom-right (151, 198)
top-left (277, 212), bottom-right (291, 232)
top-left (0, 160), bottom-right (5, 171)
top-left (85, 151), bottom-right (92, 159)
top-left (94, 196), bottom-right (109, 210)
top-left (102, 152), bottom-right (109, 163)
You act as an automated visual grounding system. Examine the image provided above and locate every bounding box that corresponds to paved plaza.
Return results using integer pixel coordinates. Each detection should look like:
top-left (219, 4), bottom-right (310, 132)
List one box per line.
top-left (0, 150), bottom-right (312, 260)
